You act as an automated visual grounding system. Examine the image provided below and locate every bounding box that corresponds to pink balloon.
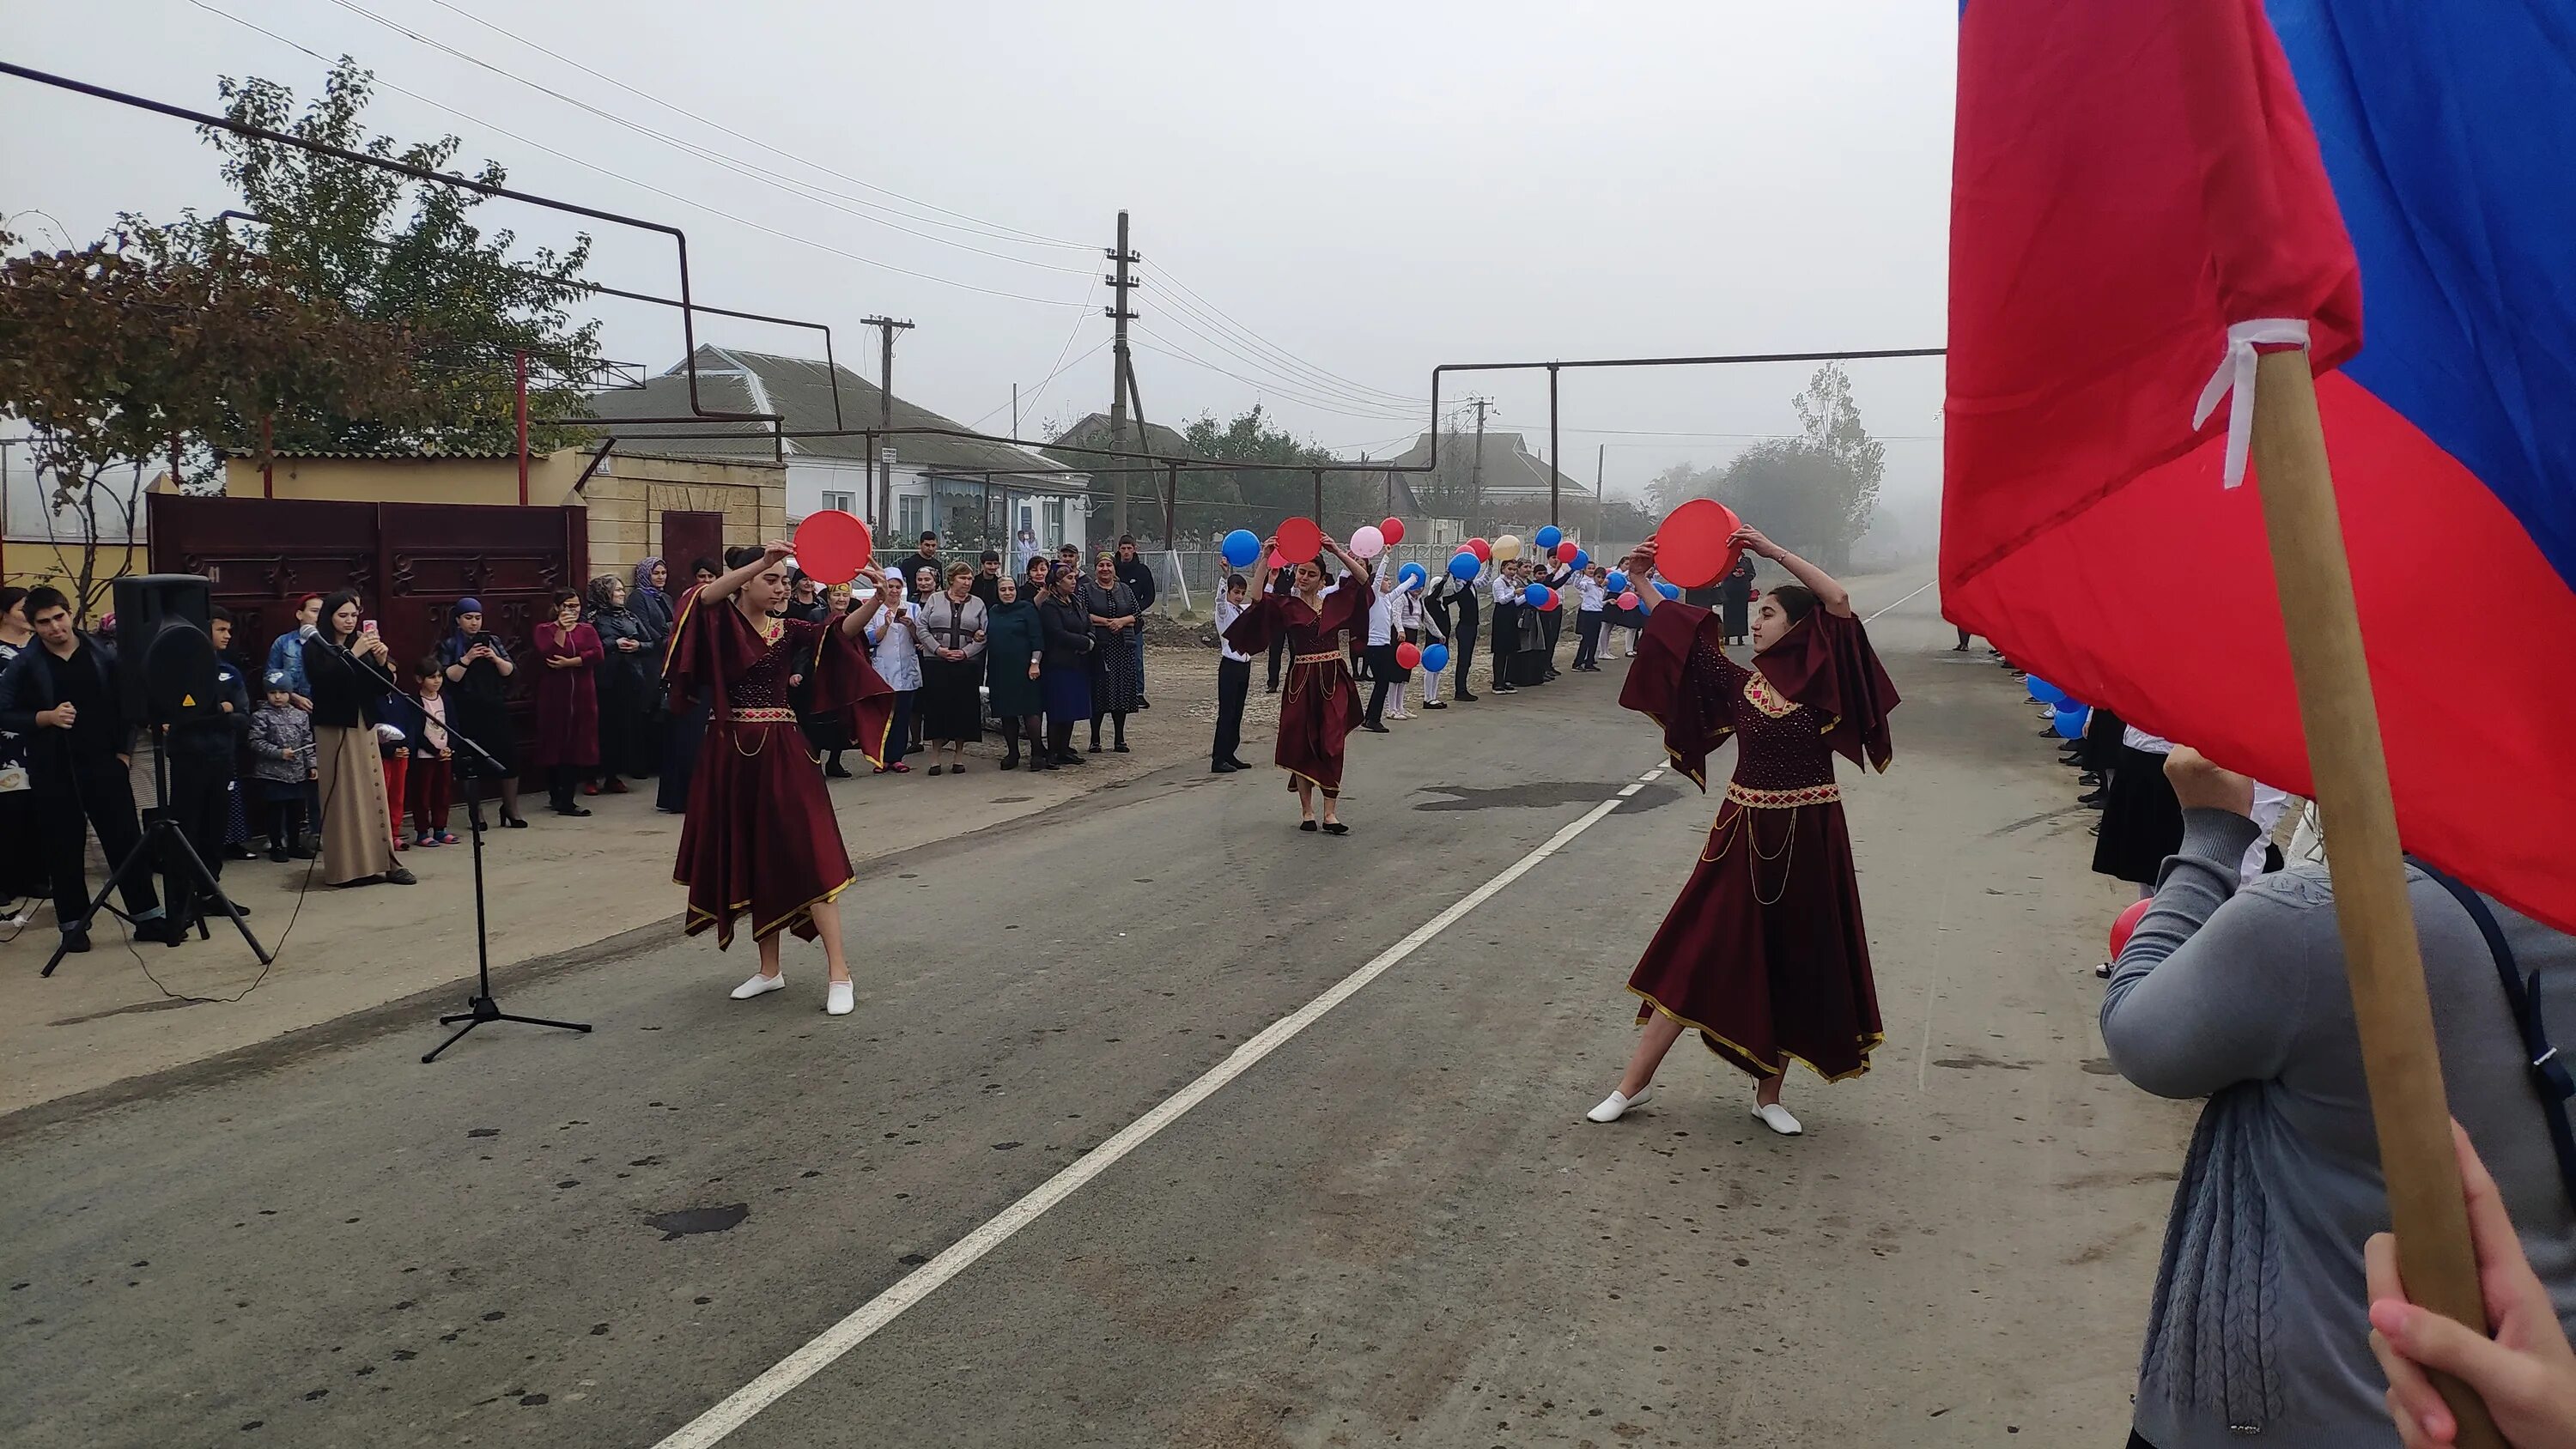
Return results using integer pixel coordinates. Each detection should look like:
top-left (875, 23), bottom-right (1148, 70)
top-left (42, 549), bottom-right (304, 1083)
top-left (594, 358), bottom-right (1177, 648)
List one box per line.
top-left (1348, 524), bottom-right (1387, 559)
top-left (1617, 591), bottom-right (1639, 609)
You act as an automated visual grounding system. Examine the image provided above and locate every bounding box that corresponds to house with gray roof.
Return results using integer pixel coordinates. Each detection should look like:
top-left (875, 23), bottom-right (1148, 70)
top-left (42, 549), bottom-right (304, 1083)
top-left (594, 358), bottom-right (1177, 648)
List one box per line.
top-left (585, 347), bottom-right (1090, 555)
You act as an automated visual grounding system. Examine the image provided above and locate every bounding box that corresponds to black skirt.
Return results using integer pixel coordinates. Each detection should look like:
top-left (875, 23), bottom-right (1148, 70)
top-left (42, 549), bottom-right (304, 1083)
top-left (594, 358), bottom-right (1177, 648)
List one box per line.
top-left (918, 657), bottom-right (985, 741)
top-left (2093, 744), bottom-right (2184, 884)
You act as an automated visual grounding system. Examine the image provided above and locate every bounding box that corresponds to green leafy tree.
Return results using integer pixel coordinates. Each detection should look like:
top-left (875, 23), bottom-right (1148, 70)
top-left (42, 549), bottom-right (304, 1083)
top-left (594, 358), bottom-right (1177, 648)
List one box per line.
top-left (1789, 361), bottom-right (1885, 567)
top-left (1181, 406), bottom-right (1376, 526)
top-left (0, 226), bottom-right (422, 615)
top-left (161, 58), bottom-right (601, 456)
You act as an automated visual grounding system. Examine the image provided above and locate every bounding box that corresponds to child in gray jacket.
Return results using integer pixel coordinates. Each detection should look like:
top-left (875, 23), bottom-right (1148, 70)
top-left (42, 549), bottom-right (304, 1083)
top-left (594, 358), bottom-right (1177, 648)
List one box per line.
top-left (246, 671), bottom-right (318, 862)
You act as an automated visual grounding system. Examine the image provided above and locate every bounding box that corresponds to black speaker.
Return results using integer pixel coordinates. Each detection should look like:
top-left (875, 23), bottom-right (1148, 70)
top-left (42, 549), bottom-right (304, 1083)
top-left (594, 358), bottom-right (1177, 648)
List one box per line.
top-left (109, 573), bottom-right (221, 724)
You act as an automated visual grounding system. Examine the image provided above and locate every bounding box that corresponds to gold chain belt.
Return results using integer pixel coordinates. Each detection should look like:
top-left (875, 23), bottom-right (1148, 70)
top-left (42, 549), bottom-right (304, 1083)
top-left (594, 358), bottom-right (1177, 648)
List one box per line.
top-left (1291, 651), bottom-right (1346, 664)
top-left (1725, 779), bottom-right (1840, 809)
top-left (730, 707), bottom-right (797, 723)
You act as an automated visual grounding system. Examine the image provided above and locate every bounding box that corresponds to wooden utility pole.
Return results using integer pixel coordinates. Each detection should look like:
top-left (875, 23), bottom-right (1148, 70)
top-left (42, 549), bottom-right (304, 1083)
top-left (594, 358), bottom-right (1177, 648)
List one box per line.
top-left (863, 316), bottom-right (914, 537)
top-left (1103, 210), bottom-right (1139, 540)
top-left (1467, 397), bottom-right (1491, 525)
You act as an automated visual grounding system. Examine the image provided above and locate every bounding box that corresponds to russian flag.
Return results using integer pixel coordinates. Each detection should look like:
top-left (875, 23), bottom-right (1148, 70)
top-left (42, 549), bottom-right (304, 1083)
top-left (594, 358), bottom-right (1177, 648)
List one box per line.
top-left (1942, 0), bottom-right (2576, 933)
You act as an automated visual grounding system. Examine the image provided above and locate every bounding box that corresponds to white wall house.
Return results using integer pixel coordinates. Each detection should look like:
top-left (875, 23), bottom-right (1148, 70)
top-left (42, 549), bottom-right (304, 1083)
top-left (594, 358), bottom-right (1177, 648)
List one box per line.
top-left (588, 347), bottom-right (1089, 556)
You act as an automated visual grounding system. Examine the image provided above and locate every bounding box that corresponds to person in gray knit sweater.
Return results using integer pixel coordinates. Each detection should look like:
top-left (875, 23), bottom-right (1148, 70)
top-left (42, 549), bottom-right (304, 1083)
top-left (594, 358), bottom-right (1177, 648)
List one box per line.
top-left (2102, 748), bottom-right (2576, 1449)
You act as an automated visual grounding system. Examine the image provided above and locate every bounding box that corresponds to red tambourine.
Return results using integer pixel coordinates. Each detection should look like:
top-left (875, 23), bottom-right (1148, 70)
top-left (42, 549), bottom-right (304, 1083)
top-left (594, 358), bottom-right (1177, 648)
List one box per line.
top-left (1273, 516), bottom-right (1324, 565)
top-left (1653, 497), bottom-right (1743, 589)
top-left (793, 510), bottom-right (872, 585)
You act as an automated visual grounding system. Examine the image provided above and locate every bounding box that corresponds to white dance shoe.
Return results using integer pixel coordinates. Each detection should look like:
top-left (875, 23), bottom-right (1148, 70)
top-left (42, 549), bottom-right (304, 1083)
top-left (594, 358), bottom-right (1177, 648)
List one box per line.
top-left (730, 971), bottom-right (787, 1000)
top-left (1584, 1086), bottom-right (1654, 1123)
top-left (1752, 1101), bottom-right (1804, 1137)
top-left (824, 980), bottom-right (855, 1016)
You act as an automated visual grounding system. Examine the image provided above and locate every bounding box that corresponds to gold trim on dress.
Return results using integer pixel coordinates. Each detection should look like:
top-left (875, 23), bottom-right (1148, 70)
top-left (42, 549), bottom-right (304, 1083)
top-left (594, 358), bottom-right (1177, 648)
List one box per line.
top-left (1627, 985), bottom-right (1885, 1085)
top-left (1724, 779), bottom-right (1841, 808)
top-left (730, 707), bottom-right (797, 723)
top-left (1742, 670), bottom-right (1798, 719)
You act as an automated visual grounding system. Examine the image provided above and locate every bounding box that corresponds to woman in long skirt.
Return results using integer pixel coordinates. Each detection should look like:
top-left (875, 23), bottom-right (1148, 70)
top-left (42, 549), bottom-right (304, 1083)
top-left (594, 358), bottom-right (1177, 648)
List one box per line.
top-left (915, 563), bottom-right (989, 774)
top-left (532, 590), bottom-right (603, 816)
top-left (1585, 527), bottom-right (1899, 1137)
top-left (1223, 533), bottom-right (1370, 834)
top-left (1036, 562), bottom-right (1096, 767)
top-left (301, 591), bottom-right (416, 889)
top-left (668, 543), bottom-right (895, 1016)
top-left (1084, 552), bottom-right (1143, 752)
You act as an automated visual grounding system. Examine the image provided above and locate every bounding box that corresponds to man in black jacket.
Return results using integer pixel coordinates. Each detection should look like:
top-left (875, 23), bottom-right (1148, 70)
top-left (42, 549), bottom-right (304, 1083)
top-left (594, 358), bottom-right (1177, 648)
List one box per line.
top-left (161, 604), bottom-right (253, 929)
top-left (1113, 536), bottom-right (1157, 709)
top-left (1426, 573), bottom-right (1480, 703)
top-left (0, 587), bottom-right (171, 951)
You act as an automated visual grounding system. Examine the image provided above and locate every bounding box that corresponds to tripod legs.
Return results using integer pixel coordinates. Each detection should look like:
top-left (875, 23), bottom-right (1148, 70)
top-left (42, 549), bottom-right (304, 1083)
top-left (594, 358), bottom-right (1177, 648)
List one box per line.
top-left (422, 995), bottom-right (594, 1064)
top-left (40, 820), bottom-right (266, 977)
top-left (418, 773), bottom-right (592, 1062)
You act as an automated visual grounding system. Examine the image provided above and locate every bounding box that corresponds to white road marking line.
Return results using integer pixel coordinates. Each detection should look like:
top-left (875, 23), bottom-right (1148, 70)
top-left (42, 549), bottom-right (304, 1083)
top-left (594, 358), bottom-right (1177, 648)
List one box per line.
top-left (1864, 577), bottom-right (1939, 623)
top-left (650, 789), bottom-right (1637, 1449)
top-left (1617, 783), bottom-right (1643, 797)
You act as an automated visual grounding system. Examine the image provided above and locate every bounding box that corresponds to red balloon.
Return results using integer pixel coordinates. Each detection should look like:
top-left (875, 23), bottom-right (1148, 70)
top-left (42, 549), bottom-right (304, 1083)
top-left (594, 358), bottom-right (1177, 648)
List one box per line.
top-left (1555, 540), bottom-right (1580, 564)
top-left (1465, 537), bottom-right (1492, 562)
top-left (1273, 516), bottom-right (1324, 565)
top-left (2108, 897), bottom-right (2154, 958)
top-left (793, 509), bottom-right (872, 585)
top-left (1394, 640), bottom-right (1422, 670)
top-left (1380, 517), bottom-right (1406, 546)
top-left (1616, 591), bottom-right (1639, 609)
top-left (1537, 587), bottom-right (1561, 612)
top-left (1654, 497), bottom-right (1744, 588)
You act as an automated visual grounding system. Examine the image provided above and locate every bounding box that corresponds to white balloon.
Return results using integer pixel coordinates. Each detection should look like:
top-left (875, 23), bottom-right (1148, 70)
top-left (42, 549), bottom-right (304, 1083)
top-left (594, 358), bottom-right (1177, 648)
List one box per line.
top-left (1493, 533), bottom-right (1523, 561)
top-left (1347, 524), bottom-right (1387, 559)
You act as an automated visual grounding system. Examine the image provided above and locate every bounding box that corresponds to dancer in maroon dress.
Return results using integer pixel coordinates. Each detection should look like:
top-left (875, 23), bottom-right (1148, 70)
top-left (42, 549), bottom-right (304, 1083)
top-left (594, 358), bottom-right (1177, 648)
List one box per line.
top-left (1223, 533), bottom-right (1371, 834)
top-left (665, 542), bottom-right (896, 1016)
top-left (1586, 527), bottom-right (1899, 1136)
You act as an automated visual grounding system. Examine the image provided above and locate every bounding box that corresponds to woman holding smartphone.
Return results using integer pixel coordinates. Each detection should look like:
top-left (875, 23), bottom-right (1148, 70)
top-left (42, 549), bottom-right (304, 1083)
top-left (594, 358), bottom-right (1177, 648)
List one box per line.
top-left (301, 591), bottom-right (415, 888)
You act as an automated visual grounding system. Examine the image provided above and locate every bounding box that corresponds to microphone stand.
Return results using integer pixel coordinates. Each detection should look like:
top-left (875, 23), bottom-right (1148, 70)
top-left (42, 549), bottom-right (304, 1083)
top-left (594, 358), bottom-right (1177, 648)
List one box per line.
top-left (404, 687), bottom-right (592, 1063)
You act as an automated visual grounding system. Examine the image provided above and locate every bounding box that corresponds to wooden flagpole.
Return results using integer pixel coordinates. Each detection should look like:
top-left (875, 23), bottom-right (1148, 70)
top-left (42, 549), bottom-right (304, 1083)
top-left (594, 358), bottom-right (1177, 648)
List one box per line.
top-left (2247, 349), bottom-right (2501, 1448)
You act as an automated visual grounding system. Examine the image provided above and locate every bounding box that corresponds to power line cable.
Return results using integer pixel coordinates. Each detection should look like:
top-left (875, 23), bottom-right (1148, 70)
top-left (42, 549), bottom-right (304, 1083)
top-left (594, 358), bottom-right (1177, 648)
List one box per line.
top-left (1143, 259), bottom-right (1430, 405)
top-left (1140, 272), bottom-right (1427, 409)
top-left (1138, 303), bottom-right (1435, 415)
top-left (183, 0), bottom-right (1093, 309)
top-left (1128, 333), bottom-right (1436, 424)
top-left (418, 0), bottom-right (1090, 251)
top-left (319, 0), bottom-right (1090, 275)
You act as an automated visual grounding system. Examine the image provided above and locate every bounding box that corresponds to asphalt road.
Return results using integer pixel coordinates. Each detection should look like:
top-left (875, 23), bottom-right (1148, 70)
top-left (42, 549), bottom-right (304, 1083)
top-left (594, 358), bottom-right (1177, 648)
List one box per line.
top-left (1, 578), bottom-right (2195, 1448)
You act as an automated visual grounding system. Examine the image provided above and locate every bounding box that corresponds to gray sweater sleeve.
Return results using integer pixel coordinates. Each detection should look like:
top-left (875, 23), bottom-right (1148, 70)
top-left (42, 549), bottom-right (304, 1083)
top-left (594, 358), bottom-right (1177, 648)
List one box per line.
top-left (2100, 808), bottom-right (2317, 1098)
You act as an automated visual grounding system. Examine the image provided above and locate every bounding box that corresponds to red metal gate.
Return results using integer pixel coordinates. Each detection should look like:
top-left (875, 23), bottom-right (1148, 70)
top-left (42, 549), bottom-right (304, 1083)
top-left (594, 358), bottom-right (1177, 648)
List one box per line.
top-left (149, 494), bottom-right (587, 767)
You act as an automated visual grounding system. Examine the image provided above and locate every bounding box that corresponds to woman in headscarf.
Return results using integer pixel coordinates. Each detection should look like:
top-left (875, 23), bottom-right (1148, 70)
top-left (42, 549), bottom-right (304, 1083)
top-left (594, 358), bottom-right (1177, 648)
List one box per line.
top-left (532, 588), bottom-right (603, 816)
top-left (1036, 561), bottom-right (1095, 768)
top-left (982, 569), bottom-right (1047, 770)
top-left (437, 597), bottom-right (526, 828)
top-left (1223, 534), bottom-right (1371, 834)
top-left (585, 573), bottom-right (654, 793)
top-left (302, 591), bottom-right (416, 888)
top-left (667, 543), bottom-right (895, 1016)
top-left (1084, 551), bottom-right (1142, 754)
top-left (656, 559), bottom-right (721, 814)
top-left (629, 556), bottom-right (676, 775)
top-left (865, 567), bottom-right (924, 774)
top-left (1583, 527), bottom-right (1899, 1137)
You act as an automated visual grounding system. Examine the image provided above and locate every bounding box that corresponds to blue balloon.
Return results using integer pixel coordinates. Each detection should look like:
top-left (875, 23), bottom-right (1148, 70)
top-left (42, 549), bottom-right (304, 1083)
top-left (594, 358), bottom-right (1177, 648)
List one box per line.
top-left (2052, 703), bottom-right (2089, 739)
top-left (1396, 561), bottom-right (1428, 591)
top-left (1571, 549), bottom-right (1589, 572)
top-left (1534, 525), bottom-right (1564, 552)
top-left (1219, 529), bottom-right (1261, 568)
top-left (1421, 643), bottom-right (1450, 673)
top-left (1655, 580), bottom-right (1681, 600)
top-left (1446, 551), bottom-right (1482, 582)
top-left (1605, 569), bottom-right (1629, 593)
top-left (2026, 676), bottom-right (2067, 706)
top-left (1522, 582), bottom-right (1550, 607)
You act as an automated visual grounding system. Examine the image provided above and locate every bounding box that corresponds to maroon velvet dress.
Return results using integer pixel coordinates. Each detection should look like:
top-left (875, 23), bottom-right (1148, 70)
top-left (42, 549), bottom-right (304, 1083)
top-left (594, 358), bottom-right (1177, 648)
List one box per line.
top-left (665, 587), bottom-right (894, 948)
top-left (531, 621), bottom-right (602, 769)
top-left (1618, 600), bottom-right (1900, 1082)
top-left (1223, 569), bottom-right (1370, 794)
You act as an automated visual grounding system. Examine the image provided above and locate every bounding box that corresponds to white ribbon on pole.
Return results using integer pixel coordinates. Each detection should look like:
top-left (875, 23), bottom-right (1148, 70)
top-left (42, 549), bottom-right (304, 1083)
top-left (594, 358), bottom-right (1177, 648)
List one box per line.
top-left (2193, 318), bottom-right (2312, 488)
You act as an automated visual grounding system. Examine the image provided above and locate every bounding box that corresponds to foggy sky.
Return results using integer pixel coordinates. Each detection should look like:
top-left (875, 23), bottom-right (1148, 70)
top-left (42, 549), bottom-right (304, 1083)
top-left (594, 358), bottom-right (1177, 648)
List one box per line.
top-left (2, 0), bottom-right (1954, 507)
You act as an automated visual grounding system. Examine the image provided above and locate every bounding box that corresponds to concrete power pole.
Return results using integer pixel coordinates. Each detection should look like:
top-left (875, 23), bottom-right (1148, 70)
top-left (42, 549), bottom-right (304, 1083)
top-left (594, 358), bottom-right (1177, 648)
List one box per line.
top-left (862, 316), bottom-right (914, 537)
top-left (1467, 397), bottom-right (1491, 526)
top-left (1103, 211), bottom-right (1139, 540)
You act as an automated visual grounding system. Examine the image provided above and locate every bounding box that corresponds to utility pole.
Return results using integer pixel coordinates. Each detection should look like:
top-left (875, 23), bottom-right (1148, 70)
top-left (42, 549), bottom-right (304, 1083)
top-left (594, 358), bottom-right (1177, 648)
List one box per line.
top-left (863, 315), bottom-right (914, 537)
top-left (1546, 363), bottom-right (1561, 529)
top-left (1467, 397), bottom-right (1491, 527)
top-left (1011, 382), bottom-right (1020, 442)
top-left (1596, 443), bottom-right (1606, 543)
top-left (1102, 211), bottom-right (1140, 541)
